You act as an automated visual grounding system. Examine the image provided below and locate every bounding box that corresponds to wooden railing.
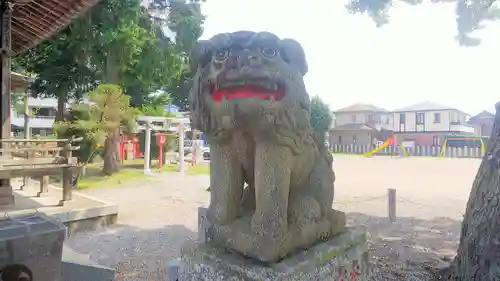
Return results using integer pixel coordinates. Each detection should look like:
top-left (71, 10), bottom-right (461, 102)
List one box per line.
top-left (0, 137), bottom-right (82, 206)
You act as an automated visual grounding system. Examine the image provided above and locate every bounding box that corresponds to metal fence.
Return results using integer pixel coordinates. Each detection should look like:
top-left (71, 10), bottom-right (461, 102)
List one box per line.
top-left (331, 144), bottom-right (485, 158)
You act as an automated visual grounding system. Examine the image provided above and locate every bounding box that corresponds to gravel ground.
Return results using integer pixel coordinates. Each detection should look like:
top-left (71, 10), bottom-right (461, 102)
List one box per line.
top-left (65, 156), bottom-right (473, 280)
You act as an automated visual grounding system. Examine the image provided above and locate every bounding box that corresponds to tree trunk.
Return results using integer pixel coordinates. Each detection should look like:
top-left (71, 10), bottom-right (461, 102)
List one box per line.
top-left (442, 102), bottom-right (500, 280)
top-left (102, 129), bottom-right (120, 175)
top-left (101, 50), bottom-right (121, 176)
top-left (56, 95), bottom-right (66, 122)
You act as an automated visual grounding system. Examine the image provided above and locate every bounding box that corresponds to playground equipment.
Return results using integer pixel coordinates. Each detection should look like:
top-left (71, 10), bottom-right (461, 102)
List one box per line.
top-left (440, 135), bottom-right (487, 157)
top-left (363, 136), bottom-right (409, 157)
top-left (363, 138), bottom-right (391, 156)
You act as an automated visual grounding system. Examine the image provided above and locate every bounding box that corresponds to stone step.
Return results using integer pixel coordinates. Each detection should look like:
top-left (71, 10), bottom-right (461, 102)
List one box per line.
top-left (0, 194), bottom-right (14, 205)
top-left (61, 246), bottom-right (115, 281)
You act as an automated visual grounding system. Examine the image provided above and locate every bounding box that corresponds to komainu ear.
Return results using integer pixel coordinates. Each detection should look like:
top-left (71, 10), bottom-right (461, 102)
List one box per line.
top-left (189, 40), bottom-right (214, 73)
top-left (280, 38), bottom-right (308, 76)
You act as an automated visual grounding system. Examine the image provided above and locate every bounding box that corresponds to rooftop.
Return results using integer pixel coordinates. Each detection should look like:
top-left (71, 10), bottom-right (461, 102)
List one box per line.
top-left (334, 103), bottom-right (388, 113)
top-left (330, 123), bottom-right (377, 131)
top-left (393, 101), bottom-right (459, 112)
top-left (468, 110), bottom-right (495, 124)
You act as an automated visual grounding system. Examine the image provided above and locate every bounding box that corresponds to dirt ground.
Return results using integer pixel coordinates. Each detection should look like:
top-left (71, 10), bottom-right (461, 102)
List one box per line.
top-left (331, 155), bottom-right (480, 280)
top-left (332, 155), bottom-right (479, 220)
top-left (66, 155), bottom-right (481, 280)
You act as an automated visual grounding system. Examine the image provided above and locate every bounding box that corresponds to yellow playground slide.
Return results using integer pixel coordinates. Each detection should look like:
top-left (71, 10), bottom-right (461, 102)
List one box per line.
top-left (363, 139), bottom-right (391, 157)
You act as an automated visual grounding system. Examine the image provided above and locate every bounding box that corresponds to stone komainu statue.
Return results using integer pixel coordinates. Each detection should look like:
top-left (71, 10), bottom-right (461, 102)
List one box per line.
top-left (189, 31), bottom-right (346, 263)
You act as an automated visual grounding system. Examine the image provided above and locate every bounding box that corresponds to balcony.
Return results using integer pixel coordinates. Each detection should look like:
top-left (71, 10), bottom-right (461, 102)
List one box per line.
top-left (450, 124), bottom-right (474, 134)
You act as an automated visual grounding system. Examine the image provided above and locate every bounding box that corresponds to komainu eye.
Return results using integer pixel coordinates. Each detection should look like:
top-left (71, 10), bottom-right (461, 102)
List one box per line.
top-left (215, 49), bottom-right (230, 60)
top-left (261, 47), bottom-right (277, 58)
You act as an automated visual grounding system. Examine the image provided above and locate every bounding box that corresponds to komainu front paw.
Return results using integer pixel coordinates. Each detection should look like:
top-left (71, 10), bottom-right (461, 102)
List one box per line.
top-left (251, 213), bottom-right (268, 236)
top-left (288, 196), bottom-right (321, 226)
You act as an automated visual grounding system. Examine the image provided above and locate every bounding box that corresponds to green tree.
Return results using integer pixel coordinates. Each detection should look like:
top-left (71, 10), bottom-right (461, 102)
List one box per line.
top-left (14, 0), bottom-right (204, 174)
top-left (310, 96), bottom-right (332, 147)
top-left (310, 96), bottom-right (333, 132)
top-left (13, 25), bottom-right (97, 121)
top-left (55, 84), bottom-right (135, 173)
top-left (150, 0), bottom-right (205, 110)
top-left (347, 2), bottom-right (500, 280)
top-left (137, 91), bottom-right (178, 117)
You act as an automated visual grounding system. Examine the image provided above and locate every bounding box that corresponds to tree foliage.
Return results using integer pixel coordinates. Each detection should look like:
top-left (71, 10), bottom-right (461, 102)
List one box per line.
top-left (150, 0), bottom-right (205, 110)
top-left (310, 96), bottom-right (333, 132)
top-left (346, 0), bottom-right (500, 46)
top-left (137, 91), bottom-right (179, 117)
top-left (54, 84), bottom-right (135, 168)
top-left (13, 25), bottom-right (97, 120)
top-left (13, 0), bottom-right (205, 110)
top-left (13, 0), bottom-right (205, 174)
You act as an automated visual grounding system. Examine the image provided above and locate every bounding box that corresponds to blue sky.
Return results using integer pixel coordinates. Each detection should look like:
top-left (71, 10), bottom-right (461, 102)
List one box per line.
top-left (200, 0), bottom-right (500, 115)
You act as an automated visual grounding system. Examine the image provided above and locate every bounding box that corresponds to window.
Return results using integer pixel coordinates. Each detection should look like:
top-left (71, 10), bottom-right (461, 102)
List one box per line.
top-left (352, 135), bottom-right (356, 143)
top-left (399, 113), bottom-right (405, 124)
top-left (416, 112), bottom-right (425, 125)
top-left (351, 115), bottom-right (357, 122)
top-left (338, 136), bottom-right (342, 143)
top-left (432, 136), bottom-right (440, 146)
top-left (434, 113), bottom-right (441, 123)
top-left (367, 115), bottom-right (374, 123)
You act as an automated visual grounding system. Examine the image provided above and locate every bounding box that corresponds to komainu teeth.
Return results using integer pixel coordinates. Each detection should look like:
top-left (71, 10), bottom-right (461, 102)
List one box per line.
top-left (221, 96), bottom-right (229, 109)
top-left (222, 116), bottom-right (231, 128)
top-left (269, 95), bottom-right (276, 104)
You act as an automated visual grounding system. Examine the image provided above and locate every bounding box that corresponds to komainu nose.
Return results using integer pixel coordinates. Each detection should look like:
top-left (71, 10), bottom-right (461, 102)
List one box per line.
top-left (239, 53), bottom-right (261, 67)
top-left (224, 50), bottom-right (261, 70)
top-left (225, 55), bottom-right (239, 70)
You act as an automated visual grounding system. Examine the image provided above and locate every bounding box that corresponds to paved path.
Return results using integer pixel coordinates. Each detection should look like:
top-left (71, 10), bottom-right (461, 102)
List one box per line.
top-left (65, 156), bottom-right (480, 280)
top-left (66, 172), bottom-right (209, 281)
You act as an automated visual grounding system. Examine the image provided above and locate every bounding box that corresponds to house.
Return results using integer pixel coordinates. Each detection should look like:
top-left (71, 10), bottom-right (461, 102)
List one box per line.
top-left (329, 103), bottom-right (394, 147)
top-left (468, 110), bottom-right (494, 137)
top-left (393, 101), bottom-right (474, 146)
top-left (11, 97), bottom-right (60, 136)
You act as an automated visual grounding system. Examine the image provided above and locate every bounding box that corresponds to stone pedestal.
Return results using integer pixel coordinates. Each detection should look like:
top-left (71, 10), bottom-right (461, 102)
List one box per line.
top-left (0, 183), bottom-right (14, 205)
top-left (180, 227), bottom-right (372, 281)
top-left (0, 213), bottom-right (66, 281)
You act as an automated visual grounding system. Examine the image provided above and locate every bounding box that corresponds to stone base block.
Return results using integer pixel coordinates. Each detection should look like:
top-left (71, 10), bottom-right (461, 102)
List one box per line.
top-left (61, 261), bottom-right (115, 281)
top-left (62, 246), bottom-right (115, 281)
top-left (180, 227), bottom-right (373, 281)
top-left (0, 184), bottom-right (14, 206)
top-left (0, 194), bottom-right (14, 205)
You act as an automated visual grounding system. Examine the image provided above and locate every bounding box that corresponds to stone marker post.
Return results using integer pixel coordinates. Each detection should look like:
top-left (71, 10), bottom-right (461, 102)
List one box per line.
top-left (388, 188), bottom-right (397, 223)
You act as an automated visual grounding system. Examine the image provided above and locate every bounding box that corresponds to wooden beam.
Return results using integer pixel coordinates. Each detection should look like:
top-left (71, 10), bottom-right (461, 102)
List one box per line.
top-left (0, 137), bottom-right (82, 142)
top-left (0, 157), bottom-right (78, 165)
top-left (0, 146), bottom-right (80, 152)
top-left (0, 1), bottom-right (13, 205)
top-left (0, 165), bottom-right (81, 179)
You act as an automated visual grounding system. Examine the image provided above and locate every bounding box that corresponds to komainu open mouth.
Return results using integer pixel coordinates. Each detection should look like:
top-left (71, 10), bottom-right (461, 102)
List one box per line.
top-left (210, 80), bottom-right (285, 102)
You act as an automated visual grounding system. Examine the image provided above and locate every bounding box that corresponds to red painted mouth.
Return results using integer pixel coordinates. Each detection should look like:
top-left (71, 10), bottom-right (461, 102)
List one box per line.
top-left (211, 85), bottom-right (284, 102)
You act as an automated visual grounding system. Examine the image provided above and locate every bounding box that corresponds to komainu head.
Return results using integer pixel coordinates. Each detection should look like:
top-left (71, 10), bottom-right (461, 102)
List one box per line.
top-left (189, 31), bottom-right (313, 148)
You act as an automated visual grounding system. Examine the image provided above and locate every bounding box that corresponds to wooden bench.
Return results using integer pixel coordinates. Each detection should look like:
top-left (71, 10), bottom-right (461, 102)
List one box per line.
top-left (0, 137), bottom-right (82, 206)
